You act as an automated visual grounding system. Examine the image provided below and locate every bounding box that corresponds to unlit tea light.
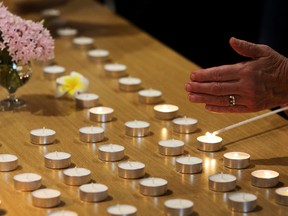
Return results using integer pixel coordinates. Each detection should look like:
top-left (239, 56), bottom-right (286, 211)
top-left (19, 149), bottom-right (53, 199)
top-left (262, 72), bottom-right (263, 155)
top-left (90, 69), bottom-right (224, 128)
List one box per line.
top-left (76, 93), bottom-right (99, 108)
top-left (118, 161), bottom-right (145, 179)
top-left (44, 151), bottom-right (71, 169)
top-left (158, 139), bottom-right (184, 156)
top-left (107, 204), bottom-right (137, 216)
top-left (209, 173), bottom-right (237, 192)
top-left (43, 65), bottom-right (65, 80)
top-left (89, 106), bottom-right (114, 122)
top-left (104, 63), bottom-right (127, 78)
top-left (125, 120), bottom-right (150, 137)
top-left (63, 167), bottom-right (91, 186)
top-left (30, 127), bottom-right (56, 145)
top-left (228, 192), bottom-right (257, 213)
top-left (88, 49), bottom-right (110, 62)
top-left (138, 89), bottom-right (162, 104)
top-left (80, 183), bottom-right (108, 202)
top-left (118, 76), bottom-right (142, 92)
top-left (164, 198), bottom-right (194, 216)
top-left (176, 156), bottom-right (202, 174)
top-left (172, 117), bottom-right (198, 133)
top-left (98, 144), bottom-right (125, 162)
top-left (73, 36), bottom-right (94, 48)
top-left (139, 177), bottom-right (168, 196)
top-left (79, 126), bottom-right (104, 143)
top-left (275, 187), bottom-right (288, 205)
top-left (32, 188), bottom-right (61, 208)
top-left (13, 173), bottom-right (42, 191)
top-left (41, 9), bottom-right (60, 17)
top-left (154, 104), bottom-right (179, 120)
top-left (57, 27), bottom-right (78, 37)
top-left (224, 152), bottom-right (250, 169)
top-left (251, 169), bottom-right (279, 188)
top-left (48, 210), bottom-right (79, 216)
top-left (197, 132), bottom-right (222, 152)
top-left (0, 154), bottom-right (18, 171)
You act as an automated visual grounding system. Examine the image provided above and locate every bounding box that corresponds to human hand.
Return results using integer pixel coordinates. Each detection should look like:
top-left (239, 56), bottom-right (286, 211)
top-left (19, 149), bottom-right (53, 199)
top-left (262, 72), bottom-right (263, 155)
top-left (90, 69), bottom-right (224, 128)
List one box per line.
top-left (185, 37), bottom-right (288, 113)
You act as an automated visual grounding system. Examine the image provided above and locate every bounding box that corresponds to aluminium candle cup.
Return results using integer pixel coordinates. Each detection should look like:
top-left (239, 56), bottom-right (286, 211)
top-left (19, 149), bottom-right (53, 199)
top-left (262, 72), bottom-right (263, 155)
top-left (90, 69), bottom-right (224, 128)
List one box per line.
top-left (0, 154), bottom-right (18, 171)
top-left (251, 170), bottom-right (279, 188)
top-left (79, 126), bottom-right (105, 143)
top-left (172, 117), bottom-right (198, 134)
top-left (75, 93), bottom-right (99, 109)
top-left (13, 173), bottom-right (42, 191)
top-left (30, 128), bottom-right (56, 145)
top-left (118, 77), bottom-right (142, 92)
top-left (118, 161), bottom-right (145, 179)
top-left (158, 139), bottom-right (184, 156)
top-left (164, 198), bottom-right (194, 216)
top-left (104, 63), bottom-right (127, 78)
top-left (79, 183), bottom-right (108, 202)
top-left (154, 104), bottom-right (179, 120)
top-left (87, 49), bottom-right (110, 63)
top-left (44, 152), bottom-right (71, 169)
top-left (223, 152), bottom-right (250, 169)
top-left (63, 168), bottom-right (91, 186)
top-left (228, 192), bottom-right (257, 213)
top-left (196, 135), bottom-right (222, 152)
top-left (89, 107), bottom-right (114, 122)
top-left (98, 144), bottom-right (125, 162)
top-left (139, 177), bottom-right (168, 196)
top-left (125, 120), bottom-right (150, 137)
top-left (138, 89), bottom-right (163, 104)
top-left (275, 187), bottom-right (288, 205)
top-left (175, 156), bottom-right (202, 174)
top-left (72, 36), bottom-right (94, 49)
top-left (42, 65), bottom-right (65, 80)
top-left (31, 188), bottom-right (61, 208)
top-left (209, 173), bottom-right (237, 192)
top-left (107, 204), bottom-right (137, 216)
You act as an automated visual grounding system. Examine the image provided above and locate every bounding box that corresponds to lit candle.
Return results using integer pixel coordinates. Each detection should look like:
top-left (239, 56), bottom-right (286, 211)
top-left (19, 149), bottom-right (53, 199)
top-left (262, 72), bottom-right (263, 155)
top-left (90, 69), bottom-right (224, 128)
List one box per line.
top-left (107, 204), bottom-right (137, 216)
top-left (63, 167), bottom-right (91, 186)
top-left (158, 139), bottom-right (184, 156)
top-left (228, 192), bottom-right (257, 212)
top-left (138, 89), bottom-right (163, 104)
top-left (73, 36), bottom-right (94, 49)
top-left (31, 188), bottom-right (61, 208)
top-left (89, 106), bottom-right (114, 122)
top-left (75, 93), bottom-right (99, 109)
top-left (30, 127), bottom-right (56, 145)
top-left (251, 170), bottom-right (279, 188)
top-left (275, 187), bottom-right (288, 206)
top-left (42, 65), bottom-right (66, 80)
top-left (79, 183), bottom-right (108, 202)
top-left (87, 49), bottom-right (110, 62)
top-left (153, 104), bottom-right (179, 120)
top-left (98, 144), bottom-right (125, 162)
top-left (139, 177), bottom-right (168, 196)
top-left (208, 173), bottom-right (237, 192)
top-left (172, 117), bottom-right (198, 134)
top-left (48, 210), bottom-right (79, 216)
top-left (125, 120), bottom-right (150, 137)
top-left (0, 154), bottom-right (18, 171)
top-left (56, 27), bottom-right (78, 37)
top-left (196, 132), bottom-right (222, 152)
top-left (118, 161), bottom-right (145, 179)
top-left (104, 63), bottom-right (127, 78)
top-left (118, 76), bottom-right (142, 92)
top-left (223, 152), bottom-right (250, 169)
top-left (79, 126), bottom-right (104, 143)
top-left (164, 198), bottom-right (194, 216)
top-left (13, 173), bottom-right (42, 191)
top-left (175, 156), bottom-right (202, 174)
top-left (44, 151), bottom-right (71, 169)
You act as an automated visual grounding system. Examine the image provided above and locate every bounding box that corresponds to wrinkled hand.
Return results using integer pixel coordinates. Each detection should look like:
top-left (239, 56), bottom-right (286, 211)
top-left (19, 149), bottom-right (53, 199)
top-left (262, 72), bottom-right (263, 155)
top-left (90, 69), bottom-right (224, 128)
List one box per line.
top-left (185, 37), bottom-right (288, 113)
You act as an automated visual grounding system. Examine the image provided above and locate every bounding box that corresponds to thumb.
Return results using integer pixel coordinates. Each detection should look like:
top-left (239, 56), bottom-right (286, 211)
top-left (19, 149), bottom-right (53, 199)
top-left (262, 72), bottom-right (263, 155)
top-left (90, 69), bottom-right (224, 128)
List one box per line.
top-left (229, 37), bottom-right (267, 59)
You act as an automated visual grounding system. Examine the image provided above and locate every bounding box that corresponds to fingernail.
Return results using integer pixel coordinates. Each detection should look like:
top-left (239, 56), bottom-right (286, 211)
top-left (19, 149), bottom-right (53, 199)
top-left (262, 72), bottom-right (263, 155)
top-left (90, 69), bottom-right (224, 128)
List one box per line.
top-left (190, 73), bottom-right (195, 81)
top-left (184, 83), bottom-right (191, 91)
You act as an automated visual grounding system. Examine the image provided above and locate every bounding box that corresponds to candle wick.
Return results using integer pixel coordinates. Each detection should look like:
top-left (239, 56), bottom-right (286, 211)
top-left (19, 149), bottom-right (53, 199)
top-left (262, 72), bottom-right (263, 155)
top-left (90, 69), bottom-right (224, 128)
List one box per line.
top-left (42, 127), bottom-right (46, 135)
top-left (91, 125), bottom-right (93, 132)
top-left (55, 151), bottom-right (58, 158)
top-left (152, 177), bottom-right (156, 185)
top-left (242, 193), bottom-right (246, 201)
top-left (26, 173), bottom-right (30, 180)
top-left (221, 172), bottom-right (224, 180)
top-left (128, 161), bottom-right (133, 167)
top-left (117, 204), bottom-right (122, 213)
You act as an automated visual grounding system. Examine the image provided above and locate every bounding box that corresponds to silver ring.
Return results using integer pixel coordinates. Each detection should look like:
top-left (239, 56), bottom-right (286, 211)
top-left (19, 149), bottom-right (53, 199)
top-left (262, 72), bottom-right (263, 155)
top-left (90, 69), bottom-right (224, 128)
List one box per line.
top-left (229, 95), bottom-right (236, 106)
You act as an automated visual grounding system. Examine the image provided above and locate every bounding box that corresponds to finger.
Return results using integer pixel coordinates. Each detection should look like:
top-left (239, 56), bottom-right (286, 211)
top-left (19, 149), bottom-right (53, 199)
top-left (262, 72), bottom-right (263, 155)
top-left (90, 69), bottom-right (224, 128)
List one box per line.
top-left (205, 104), bottom-right (249, 113)
top-left (184, 82), bottom-right (192, 92)
top-left (188, 93), bottom-right (242, 107)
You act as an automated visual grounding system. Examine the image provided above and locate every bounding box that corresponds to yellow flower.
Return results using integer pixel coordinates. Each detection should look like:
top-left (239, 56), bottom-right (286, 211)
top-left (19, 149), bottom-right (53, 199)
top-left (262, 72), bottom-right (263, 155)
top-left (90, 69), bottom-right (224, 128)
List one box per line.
top-left (56, 71), bottom-right (89, 98)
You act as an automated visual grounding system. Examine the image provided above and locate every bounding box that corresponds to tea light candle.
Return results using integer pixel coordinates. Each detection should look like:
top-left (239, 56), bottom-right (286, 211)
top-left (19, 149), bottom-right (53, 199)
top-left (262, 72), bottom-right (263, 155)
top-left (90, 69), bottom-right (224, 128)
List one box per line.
top-left (175, 156), bottom-right (202, 174)
top-left (79, 126), bottom-right (104, 143)
top-left (228, 192), bottom-right (257, 212)
top-left (139, 177), bottom-right (168, 196)
top-left (164, 198), bottom-right (194, 216)
top-left (197, 132), bottom-right (222, 152)
top-left (79, 183), bottom-right (108, 202)
top-left (104, 63), bottom-right (127, 78)
top-left (251, 170), bottom-right (279, 188)
top-left (30, 127), bottom-right (56, 145)
top-left (98, 144), bottom-right (125, 162)
top-left (275, 187), bottom-right (288, 205)
top-left (107, 204), bottom-right (137, 216)
top-left (154, 104), bottom-right (179, 120)
top-left (138, 89), bottom-right (163, 104)
top-left (0, 154), bottom-right (18, 171)
top-left (89, 107), bottom-right (114, 122)
top-left (87, 49), bottom-right (110, 62)
top-left (48, 210), bottom-right (79, 216)
top-left (75, 93), bottom-right (99, 109)
top-left (125, 120), bottom-right (150, 137)
top-left (44, 151), bottom-right (71, 169)
top-left (172, 117), bottom-right (198, 134)
top-left (57, 27), bottom-right (78, 37)
top-left (224, 152), bottom-right (250, 169)
top-left (41, 9), bottom-right (60, 18)
top-left (13, 173), bottom-right (42, 191)
top-left (63, 167), bottom-right (91, 186)
top-left (118, 76), bottom-right (142, 92)
top-left (73, 36), bottom-right (94, 49)
top-left (43, 65), bottom-right (66, 80)
top-left (118, 161), bottom-right (145, 179)
top-left (32, 188), bottom-right (61, 208)
top-left (158, 139), bottom-right (184, 156)
top-left (209, 173), bottom-right (237, 192)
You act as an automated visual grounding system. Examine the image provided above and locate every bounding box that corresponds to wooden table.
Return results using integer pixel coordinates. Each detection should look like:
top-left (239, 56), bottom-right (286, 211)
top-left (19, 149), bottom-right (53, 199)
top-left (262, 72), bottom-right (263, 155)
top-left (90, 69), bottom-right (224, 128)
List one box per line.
top-left (1, 0), bottom-right (288, 215)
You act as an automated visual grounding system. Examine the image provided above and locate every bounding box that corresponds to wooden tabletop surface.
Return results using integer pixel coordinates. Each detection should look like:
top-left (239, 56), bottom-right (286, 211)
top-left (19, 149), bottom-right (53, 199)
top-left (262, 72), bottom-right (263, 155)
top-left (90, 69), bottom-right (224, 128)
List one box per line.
top-left (1, 0), bottom-right (288, 215)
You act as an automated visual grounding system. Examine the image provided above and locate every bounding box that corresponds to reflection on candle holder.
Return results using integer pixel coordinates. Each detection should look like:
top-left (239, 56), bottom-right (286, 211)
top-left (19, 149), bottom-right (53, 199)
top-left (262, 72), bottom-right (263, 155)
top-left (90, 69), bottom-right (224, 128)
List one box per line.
top-left (197, 132), bottom-right (222, 152)
top-left (228, 192), bottom-right (257, 212)
top-left (79, 126), bottom-right (104, 143)
top-left (118, 76), bottom-right (142, 92)
top-left (75, 93), bottom-right (99, 109)
top-left (154, 104), bottom-right (179, 120)
top-left (79, 183), bottom-right (108, 202)
top-left (176, 156), bottom-right (202, 174)
top-left (164, 198), bottom-right (194, 216)
top-left (30, 127), bottom-right (56, 145)
top-left (118, 161), bottom-right (145, 179)
top-left (87, 49), bottom-right (110, 62)
top-left (138, 89), bottom-right (162, 104)
top-left (125, 120), bottom-right (150, 137)
top-left (209, 173), bottom-right (237, 192)
top-left (13, 173), bottom-right (42, 191)
top-left (104, 63), bottom-right (127, 78)
top-left (224, 152), bottom-right (250, 169)
top-left (31, 188), bottom-right (61, 208)
top-left (44, 151), bottom-right (71, 169)
top-left (275, 187), bottom-right (288, 206)
top-left (0, 154), bottom-right (18, 171)
top-left (89, 107), bottom-right (114, 122)
top-left (107, 204), bottom-right (137, 216)
top-left (172, 117), bottom-right (198, 134)
top-left (139, 177), bottom-right (168, 196)
top-left (251, 170), bottom-right (279, 188)
top-left (158, 139), bottom-right (184, 156)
